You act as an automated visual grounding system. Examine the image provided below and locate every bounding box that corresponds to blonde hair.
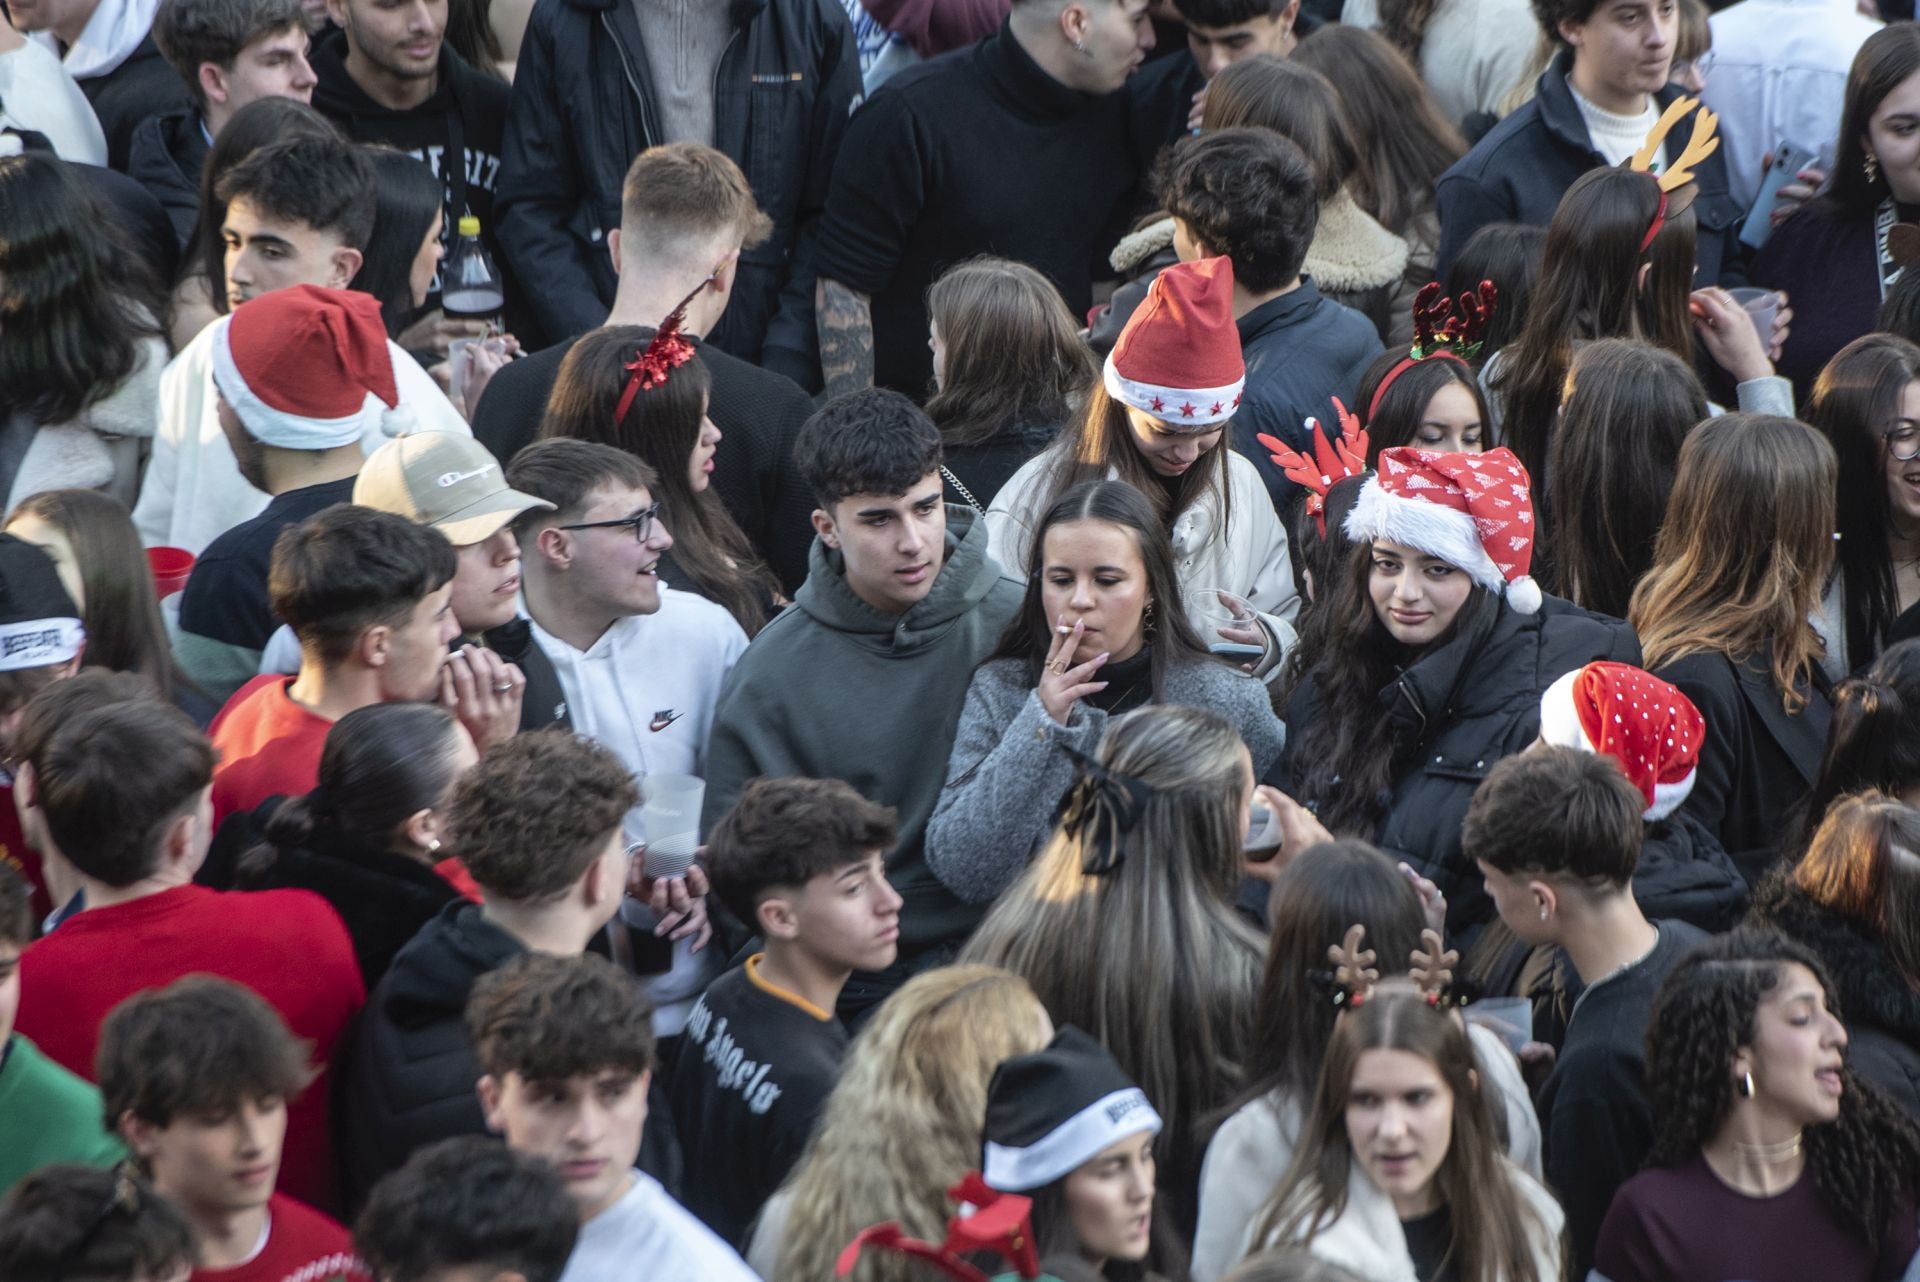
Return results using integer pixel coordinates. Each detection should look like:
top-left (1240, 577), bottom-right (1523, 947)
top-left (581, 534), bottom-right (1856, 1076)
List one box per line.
top-left (773, 966), bottom-right (1051, 1282)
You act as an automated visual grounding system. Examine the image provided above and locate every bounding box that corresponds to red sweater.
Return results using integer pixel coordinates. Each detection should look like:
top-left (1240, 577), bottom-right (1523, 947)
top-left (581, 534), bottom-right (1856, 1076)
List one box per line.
top-left (16, 885), bottom-right (364, 1213)
top-left (189, 1193), bottom-right (370, 1282)
top-left (210, 677), bottom-right (334, 829)
top-left (0, 777), bottom-right (51, 921)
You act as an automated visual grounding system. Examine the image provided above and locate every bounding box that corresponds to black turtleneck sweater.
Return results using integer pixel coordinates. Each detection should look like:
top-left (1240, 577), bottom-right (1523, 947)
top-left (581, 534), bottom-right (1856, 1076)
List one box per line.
top-left (817, 22), bottom-right (1139, 397)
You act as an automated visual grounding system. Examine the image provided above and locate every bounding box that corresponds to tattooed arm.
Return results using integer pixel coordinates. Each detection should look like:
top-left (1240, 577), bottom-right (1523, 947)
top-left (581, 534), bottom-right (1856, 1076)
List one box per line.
top-left (817, 276), bottom-right (874, 402)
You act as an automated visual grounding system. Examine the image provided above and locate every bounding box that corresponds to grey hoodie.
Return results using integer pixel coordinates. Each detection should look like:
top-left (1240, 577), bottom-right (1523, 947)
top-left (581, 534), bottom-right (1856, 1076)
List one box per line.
top-left (701, 505), bottom-right (1024, 959)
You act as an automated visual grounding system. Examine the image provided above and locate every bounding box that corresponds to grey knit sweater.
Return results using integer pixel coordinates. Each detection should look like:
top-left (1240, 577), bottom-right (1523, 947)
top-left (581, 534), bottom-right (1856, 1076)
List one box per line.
top-left (924, 655), bottom-right (1286, 904)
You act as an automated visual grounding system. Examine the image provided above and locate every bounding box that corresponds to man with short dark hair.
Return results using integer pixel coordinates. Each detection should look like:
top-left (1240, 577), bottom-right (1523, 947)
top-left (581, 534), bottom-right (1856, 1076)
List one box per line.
top-left (134, 0), bottom-right (314, 244)
top-left (208, 502), bottom-right (460, 827)
top-left (1435, 0), bottom-right (1742, 282)
top-left (815, 0), bottom-right (1154, 399)
top-left (11, 699), bottom-right (363, 1212)
top-left (470, 952), bottom-right (755, 1282)
top-left (311, 0), bottom-right (509, 359)
top-left (356, 1137), bottom-right (579, 1282)
top-left (674, 777), bottom-right (900, 1245)
top-left (340, 730), bottom-right (638, 1208)
top-left (1467, 702), bottom-right (1707, 1279)
top-left (0, 1163), bottom-right (194, 1282)
top-left (494, 0), bottom-right (859, 376)
top-left (1159, 127), bottom-right (1381, 483)
top-left (98, 977), bottom-right (369, 1280)
top-left (703, 390), bottom-right (1022, 1014)
top-left (474, 144), bottom-right (818, 592)
top-left (8, 0), bottom-right (191, 168)
top-left (1127, 0), bottom-right (1303, 153)
top-left (135, 137), bottom-right (470, 555)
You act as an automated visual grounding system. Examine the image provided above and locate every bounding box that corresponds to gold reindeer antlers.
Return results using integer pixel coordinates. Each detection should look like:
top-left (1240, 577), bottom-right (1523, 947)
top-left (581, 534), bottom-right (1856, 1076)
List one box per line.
top-left (1327, 924), bottom-right (1379, 1007)
top-left (1410, 928), bottom-right (1460, 1005)
top-left (1629, 95), bottom-right (1720, 192)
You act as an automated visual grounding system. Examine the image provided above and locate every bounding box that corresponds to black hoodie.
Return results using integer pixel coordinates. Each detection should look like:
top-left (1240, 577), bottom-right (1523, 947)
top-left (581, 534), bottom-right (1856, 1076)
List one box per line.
top-left (310, 30), bottom-right (509, 312)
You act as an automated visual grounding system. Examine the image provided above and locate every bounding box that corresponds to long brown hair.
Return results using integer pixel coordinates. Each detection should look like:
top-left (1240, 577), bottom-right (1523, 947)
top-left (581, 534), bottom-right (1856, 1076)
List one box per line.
top-left (1490, 167), bottom-right (1697, 487)
top-left (1291, 26), bottom-right (1466, 238)
top-left (775, 966), bottom-right (1052, 1282)
top-left (1793, 791), bottom-right (1920, 985)
top-left (925, 258), bottom-right (1094, 448)
top-left (1199, 56), bottom-right (1360, 205)
top-left (1629, 414), bottom-right (1837, 712)
top-left (538, 326), bottom-right (778, 636)
top-left (1546, 338), bottom-right (1708, 617)
top-left (1251, 992), bottom-right (1551, 1282)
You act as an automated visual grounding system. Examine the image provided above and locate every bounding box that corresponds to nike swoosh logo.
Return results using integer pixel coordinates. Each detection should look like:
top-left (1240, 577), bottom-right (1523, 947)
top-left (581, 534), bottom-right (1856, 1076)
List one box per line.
top-left (650, 711), bottom-right (683, 732)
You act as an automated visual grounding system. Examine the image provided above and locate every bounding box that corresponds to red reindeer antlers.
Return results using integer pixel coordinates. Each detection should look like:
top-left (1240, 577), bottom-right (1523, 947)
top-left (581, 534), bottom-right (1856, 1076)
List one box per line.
top-left (1257, 397), bottom-right (1369, 537)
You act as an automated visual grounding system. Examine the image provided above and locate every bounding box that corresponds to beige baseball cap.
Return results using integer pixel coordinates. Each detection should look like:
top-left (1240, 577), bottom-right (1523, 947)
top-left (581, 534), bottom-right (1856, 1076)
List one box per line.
top-left (354, 432), bottom-right (554, 546)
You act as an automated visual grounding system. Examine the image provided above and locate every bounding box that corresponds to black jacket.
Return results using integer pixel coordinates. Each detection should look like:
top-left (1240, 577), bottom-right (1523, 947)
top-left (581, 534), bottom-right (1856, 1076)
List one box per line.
top-left (1750, 875), bottom-right (1920, 1120)
top-left (1655, 647), bottom-right (1831, 889)
top-left (1631, 806), bottom-right (1749, 932)
top-left (1275, 595), bottom-right (1640, 936)
top-left (1434, 51), bottom-right (1744, 287)
top-left (493, 0), bottom-right (860, 379)
top-left (77, 36), bottom-right (190, 171)
top-left (124, 110), bottom-right (208, 248)
top-left (338, 900), bottom-right (522, 1210)
top-left (480, 616), bottom-right (573, 732)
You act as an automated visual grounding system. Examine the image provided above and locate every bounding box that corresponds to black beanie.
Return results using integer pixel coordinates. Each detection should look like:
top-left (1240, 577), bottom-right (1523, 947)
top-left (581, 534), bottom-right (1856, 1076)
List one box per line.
top-left (982, 1026), bottom-right (1161, 1192)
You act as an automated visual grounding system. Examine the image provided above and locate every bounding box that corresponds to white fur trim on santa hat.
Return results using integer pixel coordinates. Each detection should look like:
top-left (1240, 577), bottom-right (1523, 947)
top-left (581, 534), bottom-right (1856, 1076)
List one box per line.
top-left (211, 316), bottom-right (382, 451)
top-left (1344, 478), bottom-right (1506, 594)
top-left (1536, 668), bottom-right (1697, 820)
top-left (1103, 355), bottom-right (1245, 430)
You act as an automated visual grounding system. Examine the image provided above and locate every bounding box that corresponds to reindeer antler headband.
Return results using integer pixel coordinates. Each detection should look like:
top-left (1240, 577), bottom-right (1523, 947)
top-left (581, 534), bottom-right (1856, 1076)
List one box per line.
top-left (1314, 924), bottom-right (1471, 1009)
top-left (1257, 397), bottom-right (1369, 538)
top-left (1628, 95), bottom-right (1720, 254)
top-left (612, 275), bottom-right (713, 424)
top-left (1363, 281), bottom-right (1499, 425)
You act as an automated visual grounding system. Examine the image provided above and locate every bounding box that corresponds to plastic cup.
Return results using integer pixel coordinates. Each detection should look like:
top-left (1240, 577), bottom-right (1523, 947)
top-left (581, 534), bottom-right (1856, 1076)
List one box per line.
top-left (1727, 287), bottom-right (1780, 348)
top-left (147, 546), bottom-right (195, 599)
top-left (638, 773), bottom-right (704, 881)
top-left (1465, 996), bottom-right (1533, 1054)
top-left (1186, 586), bottom-right (1255, 630)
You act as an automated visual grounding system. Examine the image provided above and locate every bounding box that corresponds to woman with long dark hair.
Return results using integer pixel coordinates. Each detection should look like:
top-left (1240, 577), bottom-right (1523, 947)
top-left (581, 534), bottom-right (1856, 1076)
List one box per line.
top-left (539, 325), bottom-right (781, 636)
top-left (1751, 794), bottom-right (1920, 1118)
top-left (962, 704), bottom-right (1270, 1241)
top-left (1440, 223), bottom-right (1544, 367)
top-left (1806, 333), bottom-right (1920, 675)
top-left (928, 480), bottom-right (1283, 904)
top-left (1799, 643), bottom-right (1920, 853)
top-left (1594, 927), bottom-right (1920, 1281)
top-left (1350, 336), bottom-right (1491, 467)
top-left (1754, 24), bottom-right (1920, 397)
top-left (1277, 446), bottom-right (1636, 937)
top-left (1243, 989), bottom-right (1563, 1282)
top-left (0, 154), bottom-right (167, 511)
top-left (925, 258), bottom-right (1095, 511)
top-left (351, 148), bottom-right (446, 340)
top-left (1631, 414), bottom-right (1839, 886)
top-left (1192, 842), bottom-right (1542, 1281)
top-left (1547, 338), bottom-right (1709, 618)
top-left (224, 703), bottom-right (475, 985)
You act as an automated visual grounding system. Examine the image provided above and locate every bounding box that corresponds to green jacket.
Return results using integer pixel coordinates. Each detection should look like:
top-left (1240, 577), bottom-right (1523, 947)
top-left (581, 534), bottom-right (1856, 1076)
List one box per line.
top-left (0, 1034), bottom-right (125, 1195)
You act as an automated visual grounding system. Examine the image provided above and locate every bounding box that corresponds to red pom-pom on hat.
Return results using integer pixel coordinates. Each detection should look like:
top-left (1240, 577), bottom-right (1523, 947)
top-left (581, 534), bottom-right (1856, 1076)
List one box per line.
top-left (1103, 257), bottom-right (1247, 430)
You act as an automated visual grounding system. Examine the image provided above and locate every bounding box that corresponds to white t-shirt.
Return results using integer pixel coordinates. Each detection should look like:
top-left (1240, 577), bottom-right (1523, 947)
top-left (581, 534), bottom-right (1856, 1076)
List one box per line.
top-left (559, 1173), bottom-right (760, 1282)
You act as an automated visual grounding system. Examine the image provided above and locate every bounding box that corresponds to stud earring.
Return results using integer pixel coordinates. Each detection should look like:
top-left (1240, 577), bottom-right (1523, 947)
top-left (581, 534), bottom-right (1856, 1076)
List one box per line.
top-left (428, 837), bottom-right (442, 854)
top-left (1538, 906), bottom-right (1549, 922)
top-left (1739, 1070), bottom-right (1755, 1099)
top-left (1867, 152), bottom-right (1881, 185)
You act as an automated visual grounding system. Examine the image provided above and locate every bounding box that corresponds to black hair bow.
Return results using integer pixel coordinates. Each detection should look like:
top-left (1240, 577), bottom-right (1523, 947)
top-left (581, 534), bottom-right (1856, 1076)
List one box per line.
top-left (1052, 744), bottom-right (1154, 876)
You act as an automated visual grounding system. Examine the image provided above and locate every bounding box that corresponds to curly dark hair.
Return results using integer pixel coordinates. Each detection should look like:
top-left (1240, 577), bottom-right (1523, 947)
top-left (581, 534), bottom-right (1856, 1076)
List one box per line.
top-left (1157, 126), bottom-right (1317, 293)
top-left (466, 951), bottom-right (655, 1082)
top-left (445, 729), bottom-right (638, 902)
top-left (1646, 927), bottom-right (1920, 1246)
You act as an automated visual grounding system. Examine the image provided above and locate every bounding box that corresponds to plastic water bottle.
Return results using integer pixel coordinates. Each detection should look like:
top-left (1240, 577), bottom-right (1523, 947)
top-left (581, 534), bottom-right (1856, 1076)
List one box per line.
top-left (441, 215), bottom-right (503, 327)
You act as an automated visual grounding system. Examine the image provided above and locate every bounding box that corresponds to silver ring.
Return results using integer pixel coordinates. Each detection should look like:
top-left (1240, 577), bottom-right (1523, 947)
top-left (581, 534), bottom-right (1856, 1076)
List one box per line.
top-left (493, 682), bottom-right (514, 694)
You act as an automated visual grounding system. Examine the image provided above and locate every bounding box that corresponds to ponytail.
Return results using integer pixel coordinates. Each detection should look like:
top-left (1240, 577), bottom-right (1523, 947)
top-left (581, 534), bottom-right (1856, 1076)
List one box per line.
top-left (1796, 639), bottom-right (1920, 854)
top-left (236, 792), bottom-right (325, 886)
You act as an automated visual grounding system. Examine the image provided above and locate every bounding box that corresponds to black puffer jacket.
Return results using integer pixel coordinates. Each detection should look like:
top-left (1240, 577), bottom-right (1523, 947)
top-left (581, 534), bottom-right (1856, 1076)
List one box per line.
top-left (493, 0), bottom-right (860, 379)
top-left (1275, 594), bottom-right (1640, 936)
top-left (1750, 875), bottom-right (1920, 1121)
top-left (1633, 807), bottom-right (1749, 933)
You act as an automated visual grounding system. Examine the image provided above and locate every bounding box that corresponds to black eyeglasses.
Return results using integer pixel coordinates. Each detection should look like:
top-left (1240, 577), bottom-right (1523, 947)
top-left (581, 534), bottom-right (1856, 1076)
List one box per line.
top-left (1887, 423), bottom-right (1920, 463)
top-left (559, 502), bottom-right (662, 543)
top-left (51, 1162), bottom-right (143, 1282)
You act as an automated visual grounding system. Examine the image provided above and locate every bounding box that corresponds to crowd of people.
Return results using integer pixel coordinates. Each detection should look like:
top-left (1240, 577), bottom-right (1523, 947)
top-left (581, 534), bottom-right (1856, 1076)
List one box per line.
top-left (6, 0), bottom-right (1920, 1276)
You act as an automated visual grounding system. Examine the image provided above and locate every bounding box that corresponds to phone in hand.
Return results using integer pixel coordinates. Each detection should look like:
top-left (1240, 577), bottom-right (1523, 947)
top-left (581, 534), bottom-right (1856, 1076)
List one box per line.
top-left (1740, 141), bottom-right (1818, 250)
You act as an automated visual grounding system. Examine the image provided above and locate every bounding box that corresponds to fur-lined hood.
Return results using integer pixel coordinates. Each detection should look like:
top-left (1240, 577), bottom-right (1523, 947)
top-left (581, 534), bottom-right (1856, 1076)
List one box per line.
top-left (1108, 189), bottom-right (1410, 292)
top-left (8, 333), bottom-right (164, 510)
top-left (1750, 871), bottom-right (1920, 1042)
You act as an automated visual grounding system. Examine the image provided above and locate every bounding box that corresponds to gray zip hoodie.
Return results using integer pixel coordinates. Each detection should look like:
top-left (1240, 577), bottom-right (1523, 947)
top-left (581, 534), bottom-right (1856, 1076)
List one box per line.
top-left (701, 505), bottom-right (1024, 959)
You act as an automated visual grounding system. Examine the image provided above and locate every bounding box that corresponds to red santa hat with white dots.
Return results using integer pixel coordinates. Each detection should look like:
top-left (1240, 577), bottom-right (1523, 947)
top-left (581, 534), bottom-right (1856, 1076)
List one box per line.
top-left (1538, 661), bottom-right (1705, 822)
top-left (1103, 257), bottom-right (1246, 430)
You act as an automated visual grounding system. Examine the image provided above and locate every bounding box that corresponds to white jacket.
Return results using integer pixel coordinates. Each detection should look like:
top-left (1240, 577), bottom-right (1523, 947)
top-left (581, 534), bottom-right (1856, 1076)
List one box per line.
top-left (1341, 0), bottom-right (1541, 126)
top-left (1191, 1023), bottom-right (1543, 1282)
top-left (134, 322), bottom-right (469, 554)
top-left (0, 39), bottom-right (106, 162)
top-left (985, 445), bottom-right (1300, 672)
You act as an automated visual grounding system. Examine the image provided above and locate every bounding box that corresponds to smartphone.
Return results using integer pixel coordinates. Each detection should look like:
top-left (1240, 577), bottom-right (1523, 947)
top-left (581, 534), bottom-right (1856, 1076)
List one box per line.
top-left (1210, 642), bottom-right (1264, 661)
top-left (1740, 141), bottom-right (1818, 250)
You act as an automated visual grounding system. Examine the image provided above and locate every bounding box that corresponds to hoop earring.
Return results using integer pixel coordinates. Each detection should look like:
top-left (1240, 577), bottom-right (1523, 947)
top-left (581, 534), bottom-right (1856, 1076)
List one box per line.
top-left (1739, 1070), bottom-right (1755, 1099)
top-left (1867, 152), bottom-right (1881, 185)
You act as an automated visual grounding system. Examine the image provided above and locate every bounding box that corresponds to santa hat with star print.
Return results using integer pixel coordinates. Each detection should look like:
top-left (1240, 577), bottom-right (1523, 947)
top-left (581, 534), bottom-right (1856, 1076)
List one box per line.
top-left (211, 284), bottom-right (418, 449)
top-left (1344, 445), bottom-right (1542, 614)
top-left (1103, 256), bottom-right (1246, 430)
top-left (1539, 661), bottom-right (1705, 821)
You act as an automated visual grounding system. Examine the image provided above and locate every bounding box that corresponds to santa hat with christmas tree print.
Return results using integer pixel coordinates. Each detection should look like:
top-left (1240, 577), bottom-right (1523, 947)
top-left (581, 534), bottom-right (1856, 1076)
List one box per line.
top-left (1343, 445), bottom-right (1542, 614)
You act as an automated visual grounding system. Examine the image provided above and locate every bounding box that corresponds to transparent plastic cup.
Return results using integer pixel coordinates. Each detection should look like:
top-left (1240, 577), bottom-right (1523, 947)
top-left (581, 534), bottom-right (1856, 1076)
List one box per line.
top-left (637, 774), bottom-right (704, 880)
top-left (1465, 996), bottom-right (1533, 1053)
top-left (1727, 287), bottom-right (1780, 348)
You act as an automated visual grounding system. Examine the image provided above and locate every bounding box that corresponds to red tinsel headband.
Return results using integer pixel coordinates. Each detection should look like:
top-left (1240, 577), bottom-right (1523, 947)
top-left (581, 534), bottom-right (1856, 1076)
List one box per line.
top-left (612, 276), bottom-right (711, 425)
top-left (1365, 280), bottom-right (1497, 421)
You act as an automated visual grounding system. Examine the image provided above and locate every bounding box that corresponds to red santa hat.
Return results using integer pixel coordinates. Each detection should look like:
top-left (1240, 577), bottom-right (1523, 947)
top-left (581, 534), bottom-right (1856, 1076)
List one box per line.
top-left (1344, 445), bottom-right (1542, 614)
top-left (1539, 661), bottom-right (1705, 822)
top-left (211, 284), bottom-right (418, 449)
top-left (1102, 257), bottom-right (1246, 430)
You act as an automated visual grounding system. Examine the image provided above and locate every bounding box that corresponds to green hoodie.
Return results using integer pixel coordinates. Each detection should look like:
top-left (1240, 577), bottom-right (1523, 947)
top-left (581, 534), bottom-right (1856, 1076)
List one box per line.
top-left (702, 506), bottom-right (1023, 960)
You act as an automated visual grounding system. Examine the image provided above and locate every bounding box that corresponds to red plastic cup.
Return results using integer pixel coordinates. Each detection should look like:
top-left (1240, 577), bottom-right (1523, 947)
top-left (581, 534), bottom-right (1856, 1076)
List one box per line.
top-left (147, 546), bottom-right (195, 599)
